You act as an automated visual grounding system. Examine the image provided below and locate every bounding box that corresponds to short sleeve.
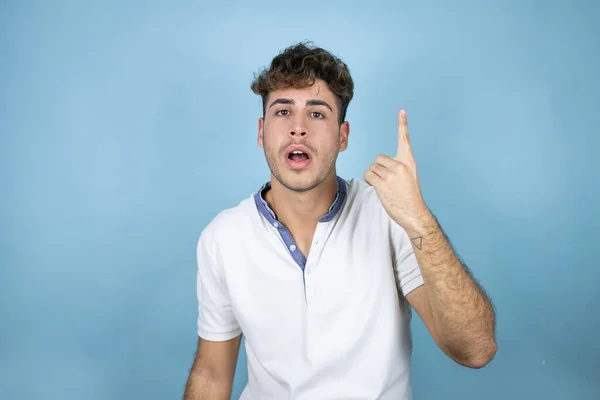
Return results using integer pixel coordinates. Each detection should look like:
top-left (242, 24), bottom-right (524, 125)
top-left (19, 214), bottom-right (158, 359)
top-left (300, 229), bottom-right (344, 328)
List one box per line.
top-left (196, 230), bottom-right (242, 341)
top-left (391, 222), bottom-right (424, 297)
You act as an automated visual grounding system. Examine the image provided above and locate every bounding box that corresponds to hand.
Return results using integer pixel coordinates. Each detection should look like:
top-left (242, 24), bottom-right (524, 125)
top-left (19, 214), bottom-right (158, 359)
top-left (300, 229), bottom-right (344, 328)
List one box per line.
top-left (364, 109), bottom-right (430, 233)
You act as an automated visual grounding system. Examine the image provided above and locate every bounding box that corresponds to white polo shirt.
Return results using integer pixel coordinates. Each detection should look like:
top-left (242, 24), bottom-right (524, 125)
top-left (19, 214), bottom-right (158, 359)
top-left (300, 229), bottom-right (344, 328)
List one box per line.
top-left (196, 176), bottom-right (424, 400)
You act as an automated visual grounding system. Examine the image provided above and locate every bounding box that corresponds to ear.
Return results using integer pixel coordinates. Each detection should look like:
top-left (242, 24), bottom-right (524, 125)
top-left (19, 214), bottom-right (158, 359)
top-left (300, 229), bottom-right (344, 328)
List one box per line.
top-left (257, 117), bottom-right (264, 148)
top-left (338, 121), bottom-right (350, 152)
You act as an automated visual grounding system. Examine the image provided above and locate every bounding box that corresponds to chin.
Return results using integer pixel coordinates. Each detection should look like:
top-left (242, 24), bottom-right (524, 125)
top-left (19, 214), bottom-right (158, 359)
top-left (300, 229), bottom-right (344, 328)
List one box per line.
top-left (276, 164), bottom-right (337, 193)
top-left (276, 171), bottom-right (323, 193)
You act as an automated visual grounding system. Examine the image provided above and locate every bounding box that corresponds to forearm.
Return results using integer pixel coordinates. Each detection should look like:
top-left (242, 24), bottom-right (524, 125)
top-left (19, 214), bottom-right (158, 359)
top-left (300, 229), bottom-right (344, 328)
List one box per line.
top-left (406, 211), bottom-right (497, 366)
top-left (184, 369), bottom-right (232, 400)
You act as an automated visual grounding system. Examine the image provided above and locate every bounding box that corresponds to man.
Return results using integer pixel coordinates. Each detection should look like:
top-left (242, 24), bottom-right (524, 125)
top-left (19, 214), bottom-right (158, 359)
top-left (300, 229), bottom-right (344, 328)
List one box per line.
top-left (184, 42), bottom-right (497, 400)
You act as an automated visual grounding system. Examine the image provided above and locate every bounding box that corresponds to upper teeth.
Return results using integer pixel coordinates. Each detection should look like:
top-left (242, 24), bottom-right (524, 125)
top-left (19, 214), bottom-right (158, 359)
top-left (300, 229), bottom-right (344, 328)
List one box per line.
top-left (292, 151), bottom-right (304, 154)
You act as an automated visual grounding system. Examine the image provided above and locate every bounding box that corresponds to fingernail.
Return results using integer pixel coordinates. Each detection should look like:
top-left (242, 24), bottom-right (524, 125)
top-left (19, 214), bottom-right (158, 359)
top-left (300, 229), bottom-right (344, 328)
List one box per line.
top-left (401, 109), bottom-right (406, 117)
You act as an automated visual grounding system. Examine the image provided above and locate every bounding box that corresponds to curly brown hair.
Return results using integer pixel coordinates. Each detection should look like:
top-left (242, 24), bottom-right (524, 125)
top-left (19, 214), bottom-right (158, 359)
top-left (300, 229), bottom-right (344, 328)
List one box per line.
top-left (250, 41), bottom-right (354, 125)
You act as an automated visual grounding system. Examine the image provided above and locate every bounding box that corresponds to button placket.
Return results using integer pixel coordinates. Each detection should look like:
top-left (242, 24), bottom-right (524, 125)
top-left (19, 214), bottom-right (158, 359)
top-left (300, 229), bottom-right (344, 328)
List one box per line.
top-left (304, 269), bottom-right (314, 305)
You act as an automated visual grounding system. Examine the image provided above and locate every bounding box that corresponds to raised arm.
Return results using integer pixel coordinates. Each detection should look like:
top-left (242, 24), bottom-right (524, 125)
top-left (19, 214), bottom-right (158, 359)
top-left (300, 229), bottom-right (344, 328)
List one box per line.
top-left (365, 109), bottom-right (496, 368)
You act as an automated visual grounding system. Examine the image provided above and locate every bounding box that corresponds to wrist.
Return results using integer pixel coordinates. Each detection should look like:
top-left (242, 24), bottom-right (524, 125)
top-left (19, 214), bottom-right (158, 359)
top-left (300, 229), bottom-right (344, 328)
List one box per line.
top-left (404, 209), bottom-right (437, 238)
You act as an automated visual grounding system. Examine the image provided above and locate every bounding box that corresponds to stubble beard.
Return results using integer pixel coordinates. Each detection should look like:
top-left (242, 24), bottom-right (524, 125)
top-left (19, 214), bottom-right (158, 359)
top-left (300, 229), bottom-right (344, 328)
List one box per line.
top-left (264, 133), bottom-right (340, 193)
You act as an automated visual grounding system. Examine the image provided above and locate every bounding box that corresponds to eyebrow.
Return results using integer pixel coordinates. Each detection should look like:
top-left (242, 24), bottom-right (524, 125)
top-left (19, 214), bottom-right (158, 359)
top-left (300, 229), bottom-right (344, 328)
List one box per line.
top-left (268, 98), bottom-right (333, 113)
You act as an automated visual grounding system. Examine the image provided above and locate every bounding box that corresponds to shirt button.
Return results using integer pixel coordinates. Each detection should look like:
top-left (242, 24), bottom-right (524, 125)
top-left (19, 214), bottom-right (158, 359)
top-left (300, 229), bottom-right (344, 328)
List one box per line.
top-left (290, 244), bottom-right (297, 251)
top-left (273, 222), bottom-right (279, 228)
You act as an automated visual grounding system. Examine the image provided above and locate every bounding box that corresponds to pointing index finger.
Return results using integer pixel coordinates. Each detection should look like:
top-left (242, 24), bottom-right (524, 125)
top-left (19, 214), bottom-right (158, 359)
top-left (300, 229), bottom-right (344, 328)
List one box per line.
top-left (395, 109), bottom-right (412, 162)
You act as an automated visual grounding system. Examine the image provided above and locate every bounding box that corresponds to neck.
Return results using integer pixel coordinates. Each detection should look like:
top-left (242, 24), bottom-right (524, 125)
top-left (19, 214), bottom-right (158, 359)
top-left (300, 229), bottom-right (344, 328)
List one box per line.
top-left (265, 172), bottom-right (338, 231)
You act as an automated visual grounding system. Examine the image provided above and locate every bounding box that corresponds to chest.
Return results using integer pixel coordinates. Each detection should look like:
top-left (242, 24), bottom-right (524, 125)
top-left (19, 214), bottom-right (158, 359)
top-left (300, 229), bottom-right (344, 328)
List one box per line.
top-left (221, 221), bottom-right (401, 360)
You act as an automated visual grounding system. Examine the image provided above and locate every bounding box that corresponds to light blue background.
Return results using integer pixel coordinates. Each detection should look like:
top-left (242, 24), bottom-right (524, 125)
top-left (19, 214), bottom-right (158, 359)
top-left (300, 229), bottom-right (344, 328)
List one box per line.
top-left (1, 1), bottom-right (598, 399)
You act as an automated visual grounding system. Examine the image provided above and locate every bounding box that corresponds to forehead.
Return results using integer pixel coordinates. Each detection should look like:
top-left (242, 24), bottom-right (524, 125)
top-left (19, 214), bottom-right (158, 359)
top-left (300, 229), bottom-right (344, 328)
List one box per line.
top-left (268, 79), bottom-right (337, 105)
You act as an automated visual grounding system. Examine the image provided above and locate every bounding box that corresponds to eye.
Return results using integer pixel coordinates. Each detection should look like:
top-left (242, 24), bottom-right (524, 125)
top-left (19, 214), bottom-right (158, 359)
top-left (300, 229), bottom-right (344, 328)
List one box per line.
top-left (311, 112), bottom-right (324, 119)
top-left (275, 110), bottom-right (289, 116)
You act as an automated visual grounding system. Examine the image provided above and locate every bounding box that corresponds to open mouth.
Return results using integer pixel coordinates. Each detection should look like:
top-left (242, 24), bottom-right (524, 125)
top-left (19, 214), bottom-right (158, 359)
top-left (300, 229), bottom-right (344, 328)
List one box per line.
top-left (286, 147), bottom-right (312, 169)
top-left (288, 150), bottom-right (310, 162)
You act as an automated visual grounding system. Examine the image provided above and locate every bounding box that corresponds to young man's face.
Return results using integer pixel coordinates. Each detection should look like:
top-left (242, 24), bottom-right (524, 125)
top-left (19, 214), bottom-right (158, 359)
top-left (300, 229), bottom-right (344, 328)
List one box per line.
top-left (258, 79), bottom-right (349, 192)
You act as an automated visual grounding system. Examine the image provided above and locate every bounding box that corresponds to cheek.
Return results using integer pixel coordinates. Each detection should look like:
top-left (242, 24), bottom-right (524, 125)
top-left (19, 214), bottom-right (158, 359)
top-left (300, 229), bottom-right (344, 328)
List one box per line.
top-left (262, 128), bottom-right (285, 150)
top-left (322, 129), bottom-right (342, 147)
top-left (266, 119), bottom-right (289, 136)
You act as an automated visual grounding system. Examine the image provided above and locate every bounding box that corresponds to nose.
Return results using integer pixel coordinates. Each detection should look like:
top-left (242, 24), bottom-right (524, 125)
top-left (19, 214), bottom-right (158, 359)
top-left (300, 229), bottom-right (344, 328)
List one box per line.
top-left (289, 115), bottom-right (308, 137)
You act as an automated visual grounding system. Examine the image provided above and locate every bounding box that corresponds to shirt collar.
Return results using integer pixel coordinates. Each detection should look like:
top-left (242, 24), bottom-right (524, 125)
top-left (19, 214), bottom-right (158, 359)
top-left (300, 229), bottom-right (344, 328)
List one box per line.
top-left (253, 176), bottom-right (347, 224)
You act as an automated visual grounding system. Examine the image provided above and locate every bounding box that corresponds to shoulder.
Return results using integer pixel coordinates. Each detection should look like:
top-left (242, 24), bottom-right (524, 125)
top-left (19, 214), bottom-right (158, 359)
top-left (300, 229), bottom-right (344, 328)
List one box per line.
top-left (344, 177), bottom-right (387, 213)
top-left (197, 193), bottom-right (258, 250)
top-left (343, 177), bottom-right (408, 237)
